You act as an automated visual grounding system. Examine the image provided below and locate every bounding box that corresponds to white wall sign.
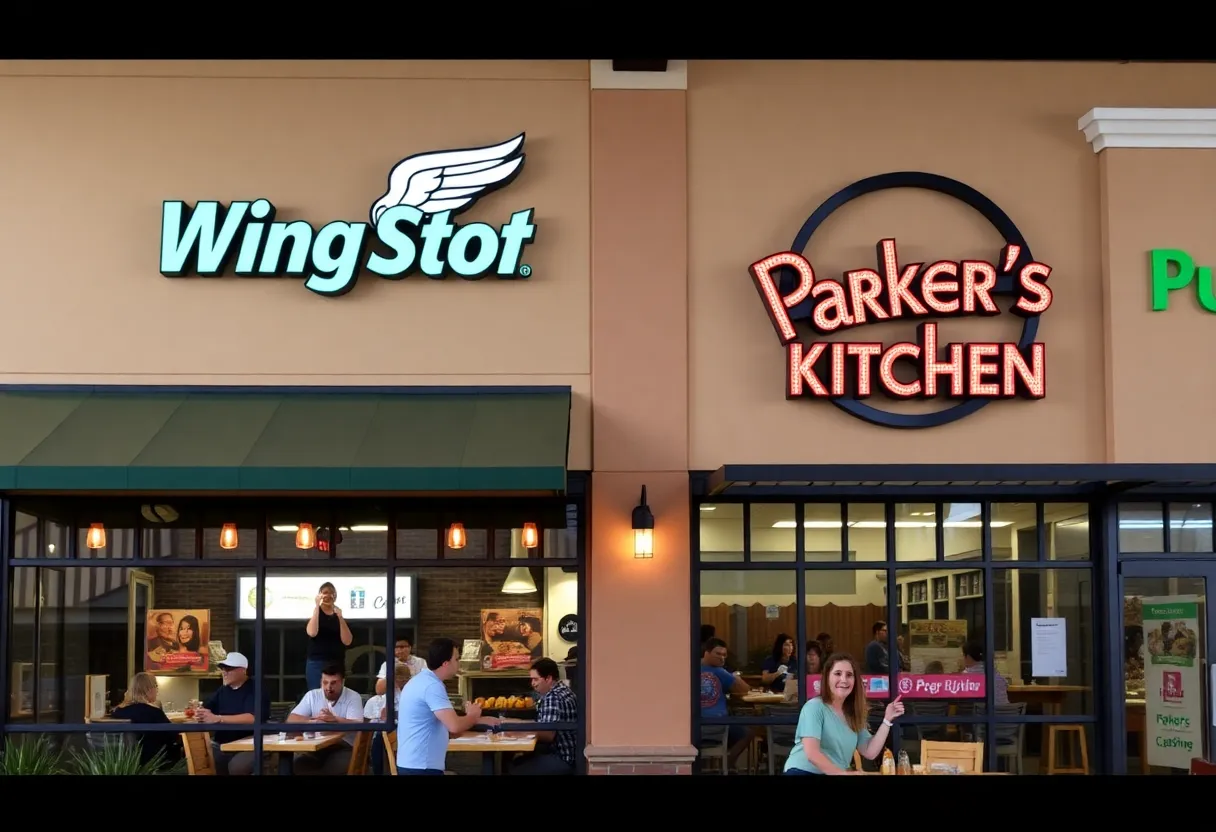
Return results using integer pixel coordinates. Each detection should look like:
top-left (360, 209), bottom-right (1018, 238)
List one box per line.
top-left (237, 575), bottom-right (413, 621)
top-left (1142, 595), bottom-right (1204, 769)
top-left (1030, 618), bottom-right (1068, 678)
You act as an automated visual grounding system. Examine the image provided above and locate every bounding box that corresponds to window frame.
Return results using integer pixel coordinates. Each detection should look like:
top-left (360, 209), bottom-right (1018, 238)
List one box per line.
top-left (0, 478), bottom-right (588, 774)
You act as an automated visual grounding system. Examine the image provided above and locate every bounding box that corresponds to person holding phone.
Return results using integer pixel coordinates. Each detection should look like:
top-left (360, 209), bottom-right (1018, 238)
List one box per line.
top-left (305, 582), bottom-right (353, 690)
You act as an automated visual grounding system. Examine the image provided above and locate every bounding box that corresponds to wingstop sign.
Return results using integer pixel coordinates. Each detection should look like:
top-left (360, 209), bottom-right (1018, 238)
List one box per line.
top-left (159, 134), bottom-right (538, 297)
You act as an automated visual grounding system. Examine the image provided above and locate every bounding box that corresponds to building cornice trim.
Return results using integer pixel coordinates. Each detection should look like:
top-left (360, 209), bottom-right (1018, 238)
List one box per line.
top-left (1079, 107), bottom-right (1216, 153)
top-left (590, 60), bottom-right (687, 91)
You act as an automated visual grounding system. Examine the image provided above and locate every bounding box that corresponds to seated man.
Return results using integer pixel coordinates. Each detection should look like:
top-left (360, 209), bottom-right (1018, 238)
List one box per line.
top-left (194, 652), bottom-right (270, 776)
top-left (365, 661), bottom-right (411, 775)
top-left (508, 658), bottom-right (577, 775)
top-left (286, 664), bottom-right (365, 775)
top-left (700, 637), bottom-right (751, 770)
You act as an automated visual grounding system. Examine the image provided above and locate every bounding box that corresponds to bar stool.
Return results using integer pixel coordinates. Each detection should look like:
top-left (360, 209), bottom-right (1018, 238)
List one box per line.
top-left (1045, 724), bottom-right (1089, 774)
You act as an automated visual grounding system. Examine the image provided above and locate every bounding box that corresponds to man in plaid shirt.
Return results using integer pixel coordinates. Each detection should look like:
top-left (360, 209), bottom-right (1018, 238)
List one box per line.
top-left (510, 657), bottom-right (578, 775)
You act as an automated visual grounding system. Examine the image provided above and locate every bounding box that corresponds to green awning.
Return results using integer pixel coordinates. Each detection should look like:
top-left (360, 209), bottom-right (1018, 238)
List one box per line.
top-left (0, 387), bottom-right (571, 492)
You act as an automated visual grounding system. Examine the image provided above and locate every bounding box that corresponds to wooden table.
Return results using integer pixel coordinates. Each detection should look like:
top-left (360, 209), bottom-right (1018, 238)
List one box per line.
top-left (91, 712), bottom-right (190, 724)
top-left (739, 693), bottom-right (787, 705)
top-left (221, 733), bottom-right (347, 775)
top-left (449, 731), bottom-right (536, 775)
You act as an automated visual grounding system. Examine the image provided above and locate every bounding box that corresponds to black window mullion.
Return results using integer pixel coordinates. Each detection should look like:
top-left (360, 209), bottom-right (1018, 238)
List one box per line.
top-left (1162, 500), bottom-right (1171, 553)
top-left (841, 502), bottom-right (849, 562)
top-left (935, 501), bottom-right (945, 562)
top-left (884, 501), bottom-right (898, 758)
top-left (981, 501), bottom-right (997, 772)
top-left (742, 504), bottom-right (751, 563)
top-left (1036, 502), bottom-right (1047, 562)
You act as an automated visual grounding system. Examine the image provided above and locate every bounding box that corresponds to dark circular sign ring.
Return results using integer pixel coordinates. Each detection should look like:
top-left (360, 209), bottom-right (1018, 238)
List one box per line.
top-left (784, 171), bottom-right (1039, 429)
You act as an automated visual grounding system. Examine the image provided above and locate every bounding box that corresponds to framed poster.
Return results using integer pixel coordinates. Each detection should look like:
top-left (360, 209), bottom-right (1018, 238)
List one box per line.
top-left (479, 608), bottom-right (544, 670)
top-left (144, 609), bottom-right (211, 674)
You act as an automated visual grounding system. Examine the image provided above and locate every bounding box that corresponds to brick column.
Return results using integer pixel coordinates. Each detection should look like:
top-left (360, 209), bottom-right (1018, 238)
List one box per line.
top-left (585, 60), bottom-right (697, 775)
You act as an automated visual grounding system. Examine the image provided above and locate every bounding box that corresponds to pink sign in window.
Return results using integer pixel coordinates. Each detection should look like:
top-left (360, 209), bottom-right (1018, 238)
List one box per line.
top-left (895, 673), bottom-right (985, 699)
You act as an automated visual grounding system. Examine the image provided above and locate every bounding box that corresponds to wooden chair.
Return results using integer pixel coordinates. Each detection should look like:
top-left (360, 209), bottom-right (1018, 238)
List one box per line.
top-left (1190, 757), bottom-right (1216, 775)
top-left (383, 731), bottom-right (398, 775)
top-left (347, 730), bottom-right (372, 775)
top-left (181, 731), bottom-right (216, 775)
top-left (920, 740), bottom-right (984, 773)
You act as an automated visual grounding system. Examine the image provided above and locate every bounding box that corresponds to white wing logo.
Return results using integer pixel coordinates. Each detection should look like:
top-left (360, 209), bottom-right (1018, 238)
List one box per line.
top-left (369, 134), bottom-right (526, 226)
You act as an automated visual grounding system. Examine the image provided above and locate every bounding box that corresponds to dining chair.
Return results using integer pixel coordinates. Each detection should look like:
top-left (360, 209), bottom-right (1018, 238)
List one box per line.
top-left (347, 730), bottom-right (372, 775)
top-left (181, 731), bottom-right (216, 775)
top-left (920, 740), bottom-right (984, 773)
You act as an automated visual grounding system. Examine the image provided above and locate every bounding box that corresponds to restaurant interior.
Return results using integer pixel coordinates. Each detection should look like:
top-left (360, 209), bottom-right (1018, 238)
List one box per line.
top-left (2, 496), bottom-right (584, 775)
top-left (695, 499), bottom-right (1118, 775)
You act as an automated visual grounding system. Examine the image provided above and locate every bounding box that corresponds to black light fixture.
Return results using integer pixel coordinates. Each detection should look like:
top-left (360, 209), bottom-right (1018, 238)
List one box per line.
top-left (632, 485), bottom-right (655, 559)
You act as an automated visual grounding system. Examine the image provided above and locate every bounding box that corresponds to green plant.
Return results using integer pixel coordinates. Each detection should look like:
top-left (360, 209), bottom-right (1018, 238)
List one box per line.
top-left (70, 740), bottom-right (185, 775)
top-left (0, 735), bottom-right (66, 775)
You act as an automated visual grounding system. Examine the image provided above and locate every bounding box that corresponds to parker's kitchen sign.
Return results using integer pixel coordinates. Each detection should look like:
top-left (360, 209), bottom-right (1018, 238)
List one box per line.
top-left (159, 134), bottom-right (536, 297)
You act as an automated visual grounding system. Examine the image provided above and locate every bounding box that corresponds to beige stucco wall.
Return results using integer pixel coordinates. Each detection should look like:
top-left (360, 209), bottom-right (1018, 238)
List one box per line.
top-left (1099, 148), bottom-right (1216, 461)
top-left (687, 60), bottom-right (1216, 468)
top-left (0, 60), bottom-right (592, 468)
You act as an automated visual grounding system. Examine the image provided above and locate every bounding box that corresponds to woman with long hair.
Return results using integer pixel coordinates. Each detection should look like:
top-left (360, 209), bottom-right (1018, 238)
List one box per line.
top-left (174, 615), bottom-right (202, 653)
top-left (783, 653), bottom-right (904, 775)
top-left (305, 581), bottom-right (353, 690)
top-left (760, 633), bottom-right (797, 693)
top-left (110, 672), bottom-right (183, 769)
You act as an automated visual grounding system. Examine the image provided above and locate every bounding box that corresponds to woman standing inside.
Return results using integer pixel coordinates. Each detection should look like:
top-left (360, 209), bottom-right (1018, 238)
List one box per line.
top-left (305, 582), bottom-right (353, 690)
top-left (784, 653), bottom-right (904, 775)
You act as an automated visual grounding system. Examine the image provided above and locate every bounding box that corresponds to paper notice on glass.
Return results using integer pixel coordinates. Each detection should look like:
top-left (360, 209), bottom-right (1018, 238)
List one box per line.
top-left (1030, 618), bottom-right (1067, 678)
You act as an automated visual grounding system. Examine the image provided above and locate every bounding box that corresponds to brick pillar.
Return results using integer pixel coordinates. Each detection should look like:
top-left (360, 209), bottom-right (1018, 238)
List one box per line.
top-left (585, 59), bottom-right (697, 775)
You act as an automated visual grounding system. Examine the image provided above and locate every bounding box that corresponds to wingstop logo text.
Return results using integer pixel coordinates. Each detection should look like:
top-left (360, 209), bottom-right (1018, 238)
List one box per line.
top-left (159, 134), bottom-right (536, 297)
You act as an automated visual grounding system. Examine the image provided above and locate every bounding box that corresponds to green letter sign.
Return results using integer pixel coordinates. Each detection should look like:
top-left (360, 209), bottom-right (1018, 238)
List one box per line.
top-left (1150, 249), bottom-right (1216, 312)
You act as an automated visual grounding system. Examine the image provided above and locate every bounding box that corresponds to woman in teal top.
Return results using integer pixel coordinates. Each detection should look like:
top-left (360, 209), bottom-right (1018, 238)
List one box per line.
top-left (784, 653), bottom-right (905, 775)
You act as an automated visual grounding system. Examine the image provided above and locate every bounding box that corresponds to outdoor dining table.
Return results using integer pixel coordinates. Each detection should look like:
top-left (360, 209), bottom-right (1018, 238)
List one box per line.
top-left (220, 732), bottom-right (346, 775)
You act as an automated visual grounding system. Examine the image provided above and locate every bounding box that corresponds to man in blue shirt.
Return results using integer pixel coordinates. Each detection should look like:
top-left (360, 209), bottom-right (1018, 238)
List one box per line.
top-left (700, 637), bottom-right (751, 771)
top-left (396, 637), bottom-right (496, 775)
top-left (864, 621), bottom-right (889, 674)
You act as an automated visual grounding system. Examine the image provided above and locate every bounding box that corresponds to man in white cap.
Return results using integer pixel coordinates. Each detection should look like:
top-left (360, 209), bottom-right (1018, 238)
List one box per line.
top-left (194, 651), bottom-right (271, 775)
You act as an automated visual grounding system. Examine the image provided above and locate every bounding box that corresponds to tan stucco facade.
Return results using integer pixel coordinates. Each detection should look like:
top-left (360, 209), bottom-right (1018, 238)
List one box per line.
top-left (3, 59), bottom-right (1216, 772)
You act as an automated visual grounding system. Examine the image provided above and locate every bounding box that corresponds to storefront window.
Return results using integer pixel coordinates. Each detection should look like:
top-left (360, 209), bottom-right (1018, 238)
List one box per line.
top-left (698, 503), bottom-right (744, 562)
top-left (1118, 501), bottom-right (1215, 554)
top-left (847, 504), bottom-right (884, 561)
top-left (3, 496), bottom-right (585, 776)
top-left (694, 499), bottom-right (1096, 775)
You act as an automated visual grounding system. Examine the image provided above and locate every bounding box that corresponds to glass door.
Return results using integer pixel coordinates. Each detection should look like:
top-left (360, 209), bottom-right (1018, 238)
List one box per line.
top-left (1120, 561), bottom-right (1214, 775)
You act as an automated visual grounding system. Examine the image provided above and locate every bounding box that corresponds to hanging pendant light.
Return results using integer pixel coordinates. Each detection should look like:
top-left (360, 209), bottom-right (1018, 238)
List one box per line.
top-left (296, 523), bottom-right (316, 549)
top-left (219, 524), bottom-right (239, 550)
top-left (521, 522), bottom-right (539, 549)
top-left (501, 528), bottom-right (537, 594)
top-left (85, 523), bottom-right (106, 550)
top-left (447, 522), bottom-right (467, 550)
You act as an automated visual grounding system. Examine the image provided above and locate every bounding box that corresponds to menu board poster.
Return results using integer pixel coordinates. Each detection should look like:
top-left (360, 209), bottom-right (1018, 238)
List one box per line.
top-left (908, 620), bottom-right (968, 674)
top-left (1142, 596), bottom-right (1203, 770)
top-left (144, 609), bottom-right (211, 674)
top-left (479, 608), bottom-right (543, 670)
